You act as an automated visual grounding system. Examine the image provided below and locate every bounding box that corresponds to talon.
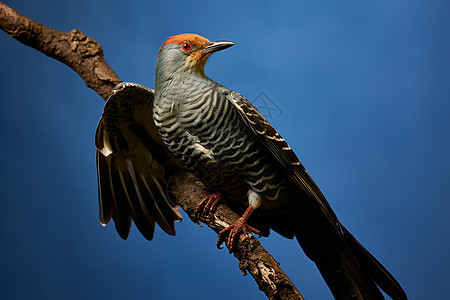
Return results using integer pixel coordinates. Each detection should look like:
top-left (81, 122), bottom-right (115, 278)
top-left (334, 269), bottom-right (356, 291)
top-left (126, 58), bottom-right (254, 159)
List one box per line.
top-left (246, 224), bottom-right (261, 236)
top-left (196, 192), bottom-right (224, 221)
top-left (216, 205), bottom-right (260, 253)
top-left (217, 224), bottom-right (233, 249)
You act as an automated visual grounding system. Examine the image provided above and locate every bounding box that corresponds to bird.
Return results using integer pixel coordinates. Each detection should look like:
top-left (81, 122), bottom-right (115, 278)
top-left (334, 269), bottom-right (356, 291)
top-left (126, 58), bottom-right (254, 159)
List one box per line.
top-left (95, 33), bottom-right (407, 300)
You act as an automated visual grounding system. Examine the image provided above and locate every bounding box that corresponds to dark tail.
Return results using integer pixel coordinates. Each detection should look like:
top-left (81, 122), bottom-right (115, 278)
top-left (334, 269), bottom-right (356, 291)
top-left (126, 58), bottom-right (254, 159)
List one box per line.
top-left (295, 222), bottom-right (407, 300)
top-left (340, 226), bottom-right (408, 300)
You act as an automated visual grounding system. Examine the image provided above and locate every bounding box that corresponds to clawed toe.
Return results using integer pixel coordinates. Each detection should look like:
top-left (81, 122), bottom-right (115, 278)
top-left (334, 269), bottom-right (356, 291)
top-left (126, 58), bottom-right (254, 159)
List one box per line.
top-left (216, 216), bottom-right (261, 252)
top-left (195, 192), bottom-right (224, 221)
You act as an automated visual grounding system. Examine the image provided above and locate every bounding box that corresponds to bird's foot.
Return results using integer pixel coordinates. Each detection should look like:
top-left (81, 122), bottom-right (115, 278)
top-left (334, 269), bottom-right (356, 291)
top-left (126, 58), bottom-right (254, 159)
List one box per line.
top-left (217, 205), bottom-right (260, 252)
top-left (195, 192), bottom-right (224, 222)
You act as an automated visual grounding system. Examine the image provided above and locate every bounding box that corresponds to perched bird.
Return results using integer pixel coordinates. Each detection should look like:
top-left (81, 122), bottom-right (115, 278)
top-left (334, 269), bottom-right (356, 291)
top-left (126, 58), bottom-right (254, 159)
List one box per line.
top-left (95, 33), bottom-right (407, 300)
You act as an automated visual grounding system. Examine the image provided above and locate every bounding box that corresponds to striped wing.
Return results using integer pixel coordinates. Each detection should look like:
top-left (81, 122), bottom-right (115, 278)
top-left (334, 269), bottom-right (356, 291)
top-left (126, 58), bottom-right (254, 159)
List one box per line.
top-left (228, 91), bottom-right (339, 226)
top-left (228, 91), bottom-right (407, 300)
top-left (95, 82), bottom-right (182, 240)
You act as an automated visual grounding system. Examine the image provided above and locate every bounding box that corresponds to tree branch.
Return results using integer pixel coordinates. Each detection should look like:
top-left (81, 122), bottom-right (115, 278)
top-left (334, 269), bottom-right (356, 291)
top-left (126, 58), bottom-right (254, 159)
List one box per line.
top-left (0, 1), bottom-right (121, 100)
top-left (0, 2), bottom-right (304, 299)
top-left (170, 173), bottom-right (304, 300)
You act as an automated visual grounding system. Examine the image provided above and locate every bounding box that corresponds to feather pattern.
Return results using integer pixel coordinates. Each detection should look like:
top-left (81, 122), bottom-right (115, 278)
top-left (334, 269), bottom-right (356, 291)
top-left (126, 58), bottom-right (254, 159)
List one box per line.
top-left (152, 47), bottom-right (406, 297)
top-left (95, 82), bottom-right (183, 240)
top-left (227, 91), bottom-right (407, 300)
top-left (104, 34), bottom-right (408, 299)
top-left (228, 91), bottom-right (339, 222)
top-left (153, 83), bottom-right (286, 202)
top-left (154, 73), bottom-right (405, 298)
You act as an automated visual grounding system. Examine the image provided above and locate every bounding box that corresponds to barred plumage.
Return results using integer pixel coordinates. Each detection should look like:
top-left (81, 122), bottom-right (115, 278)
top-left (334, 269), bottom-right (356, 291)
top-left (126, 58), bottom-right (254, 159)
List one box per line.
top-left (95, 83), bottom-right (183, 240)
top-left (95, 34), bottom-right (407, 300)
top-left (154, 84), bottom-right (286, 203)
top-left (152, 34), bottom-right (406, 300)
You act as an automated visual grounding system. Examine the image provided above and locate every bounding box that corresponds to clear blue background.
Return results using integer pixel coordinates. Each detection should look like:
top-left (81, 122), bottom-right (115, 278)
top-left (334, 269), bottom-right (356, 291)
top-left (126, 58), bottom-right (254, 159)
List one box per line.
top-left (1, 1), bottom-right (449, 299)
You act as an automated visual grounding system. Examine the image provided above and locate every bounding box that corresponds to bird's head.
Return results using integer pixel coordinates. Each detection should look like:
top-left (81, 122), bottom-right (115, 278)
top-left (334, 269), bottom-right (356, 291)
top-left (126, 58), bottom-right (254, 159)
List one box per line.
top-left (155, 34), bottom-right (234, 88)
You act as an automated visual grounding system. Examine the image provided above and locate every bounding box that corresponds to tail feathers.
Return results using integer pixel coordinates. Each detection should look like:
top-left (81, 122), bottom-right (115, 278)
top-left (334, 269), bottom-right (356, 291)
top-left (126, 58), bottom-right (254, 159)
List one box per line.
top-left (315, 255), bottom-right (383, 300)
top-left (295, 224), bottom-right (407, 300)
top-left (341, 226), bottom-right (408, 300)
top-left (296, 232), bottom-right (383, 300)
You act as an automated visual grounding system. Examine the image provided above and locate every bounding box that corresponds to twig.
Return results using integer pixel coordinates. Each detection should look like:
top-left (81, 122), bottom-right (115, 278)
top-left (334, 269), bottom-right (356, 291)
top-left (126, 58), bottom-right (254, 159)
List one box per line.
top-left (0, 2), bottom-right (304, 299)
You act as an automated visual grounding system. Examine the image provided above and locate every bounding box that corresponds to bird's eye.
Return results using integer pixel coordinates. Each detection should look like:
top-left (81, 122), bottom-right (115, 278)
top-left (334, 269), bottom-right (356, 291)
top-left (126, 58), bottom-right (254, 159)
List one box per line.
top-left (182, 43), bottom-right (192, 51)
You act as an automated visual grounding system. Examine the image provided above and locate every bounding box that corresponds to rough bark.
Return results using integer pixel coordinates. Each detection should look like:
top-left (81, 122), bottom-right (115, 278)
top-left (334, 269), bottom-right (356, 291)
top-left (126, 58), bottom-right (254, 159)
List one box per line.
top-left (0, 1), bottom-right (121, 100)
top-left (171, 173), bottom-right (304, 300)
top-left (0, 2), bottom-right (304, 299)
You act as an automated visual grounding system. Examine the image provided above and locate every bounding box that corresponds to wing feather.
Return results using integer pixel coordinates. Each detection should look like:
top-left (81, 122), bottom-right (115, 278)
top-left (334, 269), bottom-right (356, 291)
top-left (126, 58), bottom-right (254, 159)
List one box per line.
top-left (95, 82), bottom-right (183, 240)
top-left (227, 91), bottom-right (406, 299)
top-left (96, 150), bottom-right (113, 225)
top-left (228, 91), bottom-right (339, 224)
top-left (106, 154), bottom-right (132, 239)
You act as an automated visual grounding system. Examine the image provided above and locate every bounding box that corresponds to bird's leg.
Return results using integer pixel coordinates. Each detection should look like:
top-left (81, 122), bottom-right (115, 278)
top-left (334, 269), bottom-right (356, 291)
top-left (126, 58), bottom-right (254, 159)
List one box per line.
top-left (217, 204), bottom-right (261, 252)
top-left (195, 192), bottom-right (225, 220)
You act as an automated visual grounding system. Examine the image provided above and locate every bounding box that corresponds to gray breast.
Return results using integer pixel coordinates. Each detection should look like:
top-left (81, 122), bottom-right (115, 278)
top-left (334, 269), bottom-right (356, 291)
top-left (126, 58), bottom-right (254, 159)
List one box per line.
top-left (154, 86), bottom-right (286, 202)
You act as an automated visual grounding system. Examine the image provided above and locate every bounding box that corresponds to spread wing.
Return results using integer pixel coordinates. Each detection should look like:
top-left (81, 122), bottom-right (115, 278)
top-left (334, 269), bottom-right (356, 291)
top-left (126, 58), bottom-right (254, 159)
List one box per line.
top-left (95, 82), bottom-right (183, 240)
top-left (227, 91), bottom-right (407, 300)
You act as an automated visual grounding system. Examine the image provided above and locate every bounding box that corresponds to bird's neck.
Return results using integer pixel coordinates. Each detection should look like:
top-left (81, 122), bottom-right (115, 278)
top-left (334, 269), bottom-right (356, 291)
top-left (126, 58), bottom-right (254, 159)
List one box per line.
top-left (155, 67), bottom-right (215, 102)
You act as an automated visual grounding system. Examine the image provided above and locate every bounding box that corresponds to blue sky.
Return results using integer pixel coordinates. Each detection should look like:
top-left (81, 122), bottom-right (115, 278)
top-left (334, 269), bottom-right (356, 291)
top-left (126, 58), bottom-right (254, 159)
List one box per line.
top-left (1, 1), bottom-right (449, 299)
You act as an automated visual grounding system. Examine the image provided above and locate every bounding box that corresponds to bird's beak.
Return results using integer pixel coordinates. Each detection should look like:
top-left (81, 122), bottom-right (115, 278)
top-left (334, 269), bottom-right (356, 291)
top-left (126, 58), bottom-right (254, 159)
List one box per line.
top-left (203, 41), bottom-right (235, 54)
